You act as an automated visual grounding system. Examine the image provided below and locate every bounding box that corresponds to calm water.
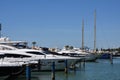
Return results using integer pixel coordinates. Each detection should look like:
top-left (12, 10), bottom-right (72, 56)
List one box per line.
top-left (2, 58), bottom-right (120, 80)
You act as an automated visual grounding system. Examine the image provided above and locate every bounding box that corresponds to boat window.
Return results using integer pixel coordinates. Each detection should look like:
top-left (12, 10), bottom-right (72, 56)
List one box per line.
top-left (0, 46), bottom-right (13, 50)
top-left (26, 51), bottom-right (44, 55)
top-left (0, 54), bottom-right (5, 58)
top-left (4, 53), bottom-right (31, 58)
top-left (43, 51), bottom-right (59, 55)
top-left (58, 60), bottom-right (65, 63)
top-left (12, 45), bottom-right (28, 49)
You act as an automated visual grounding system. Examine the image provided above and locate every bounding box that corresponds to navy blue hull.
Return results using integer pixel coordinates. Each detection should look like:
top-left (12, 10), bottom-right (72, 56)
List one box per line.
top-left (99, 53), bottom-right (110, 59)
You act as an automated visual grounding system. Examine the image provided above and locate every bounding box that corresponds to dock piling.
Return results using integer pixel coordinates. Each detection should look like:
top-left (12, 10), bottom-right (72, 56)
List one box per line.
top-left (26, 64), bottom-right (31, 80)
top-left (51, 62), bottom-right (55, 80)
top-left (110, 53), bottom-right (113, 64)
top-left (38, 59), bottom-right (41, 71)
top-left (83, 58), bottom-right (85, 68)
top-left (64, 59), bottom-right (68, 74)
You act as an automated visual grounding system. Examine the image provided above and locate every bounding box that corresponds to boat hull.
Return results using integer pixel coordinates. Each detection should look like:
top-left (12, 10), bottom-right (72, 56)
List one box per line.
top-left (98, 53), bottom-right (110, 59)
top-left (33, 59), bottom-right (78, 71)
top-left (85, 53), bottom-right (97, 62)
top-left (0, 66), bottom-right (23, 77)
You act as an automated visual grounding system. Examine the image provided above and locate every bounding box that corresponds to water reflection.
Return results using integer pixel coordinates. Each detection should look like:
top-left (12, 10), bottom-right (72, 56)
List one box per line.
top-left (2, 58), bottom-right (120, 80)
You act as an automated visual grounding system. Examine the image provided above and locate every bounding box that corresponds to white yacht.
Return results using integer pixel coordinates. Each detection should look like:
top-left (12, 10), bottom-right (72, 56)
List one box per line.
top-left (0, 44), bottom-right (81, 71)
top-left (0, 57), bottom-right (24, 77)
top-left (57, 48), bottom-right (97, 62)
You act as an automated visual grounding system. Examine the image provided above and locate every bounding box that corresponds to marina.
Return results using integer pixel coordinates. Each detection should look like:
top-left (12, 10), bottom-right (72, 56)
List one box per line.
top-left (0, 12), bottom-right (119, 79)
top-left (0, 0), bottom-right (120, 80)
top-left (0, 25), bottom-right (118, 80)
top-left (0, 36), bottom-right (118, 80)
top-left (0, 36), bottom-right (117, 80)
top-left (0, 58), bottom-right (120, 80)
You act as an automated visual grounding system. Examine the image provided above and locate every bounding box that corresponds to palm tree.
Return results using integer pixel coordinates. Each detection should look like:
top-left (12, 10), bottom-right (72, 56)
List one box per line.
top-left (32, 41), bottom-right (36, 49)
top-left (64, 45), bottom-right (69, 50)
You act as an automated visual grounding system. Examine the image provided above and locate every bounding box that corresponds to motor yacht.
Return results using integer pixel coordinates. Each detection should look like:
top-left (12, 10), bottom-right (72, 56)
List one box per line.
top-left (57, 48), bottom-right (97, 62)
top-left (0, 56), bottom-right (24, 77)
top-left (0, 44), bottom-right (81, 71)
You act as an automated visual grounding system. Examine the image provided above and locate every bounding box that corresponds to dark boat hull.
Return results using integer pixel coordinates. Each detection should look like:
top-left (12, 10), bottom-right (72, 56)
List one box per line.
top-left (0, 66), bottom-right (23, 77)
top-left (99, 53), bottom-right (110, 59)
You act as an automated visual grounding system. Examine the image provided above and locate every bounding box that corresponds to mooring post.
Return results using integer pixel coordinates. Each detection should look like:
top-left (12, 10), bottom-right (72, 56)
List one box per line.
top-left (83, 58), bottom-right (85, 68)
top-left (110, 53), bottom-right (113, 64)
top-left (80, 60), bottom-right (82, 68)
top-left (26, 64), bottom-right (31, 80)
top-left (65, 59), bottom-right (68, 74)
top-left (38, 59), bottom-right (41, 71)
top-left (51, 61), bottom-right (55, 80)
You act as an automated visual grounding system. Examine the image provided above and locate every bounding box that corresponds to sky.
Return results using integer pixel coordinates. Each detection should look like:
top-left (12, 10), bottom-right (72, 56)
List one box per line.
top-left (0, 0), bottom-right (120, 49)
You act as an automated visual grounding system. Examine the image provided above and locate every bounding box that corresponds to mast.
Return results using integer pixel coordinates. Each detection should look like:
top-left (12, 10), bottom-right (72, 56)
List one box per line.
top-left (82, 18), bottom-right (84, 50)
top-left (94, 10), bottom-right (96, 53)
top-left (0, 23), bottom-right (1, 38)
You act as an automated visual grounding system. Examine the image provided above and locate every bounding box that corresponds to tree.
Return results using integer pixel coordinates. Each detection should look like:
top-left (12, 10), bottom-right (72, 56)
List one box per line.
top-left (118, 47), bottom-right (120, 53)
top-left (32, 41), bottom-right (36, 48)
top-left (64, 45), bottom-right (69, 50)
top-left (69, 46), bottom-right (73, 50)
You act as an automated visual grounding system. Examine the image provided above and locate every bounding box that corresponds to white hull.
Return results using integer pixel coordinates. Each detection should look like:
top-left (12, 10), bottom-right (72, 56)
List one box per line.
top-left (2, 55), bottom-right (81, 71)
top-left (58, 49), bottom-right (97, 62)
top-left (33, 58), bottom-right (79, 71)
top-left (84, 53), bottom-right (97, 61)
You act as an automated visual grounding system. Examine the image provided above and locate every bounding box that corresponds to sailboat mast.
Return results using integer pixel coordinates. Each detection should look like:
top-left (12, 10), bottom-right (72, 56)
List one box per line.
top-left (94, 10), bottom-right (96, 53)
top-left (82, 18), bottom-right (84, 50)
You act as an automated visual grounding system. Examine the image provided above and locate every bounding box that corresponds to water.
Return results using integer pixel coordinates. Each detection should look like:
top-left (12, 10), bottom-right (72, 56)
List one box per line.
top-left (2, 58), bottom-right (120, 80)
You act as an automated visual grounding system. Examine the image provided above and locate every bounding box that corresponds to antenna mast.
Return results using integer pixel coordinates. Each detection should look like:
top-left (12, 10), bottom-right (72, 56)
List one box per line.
top-left (94, 10), bottom-right (96, 53)
top-left (82, 18), bottom-right (84, 50)
top-left (0, 23), bottom-right (1, 38)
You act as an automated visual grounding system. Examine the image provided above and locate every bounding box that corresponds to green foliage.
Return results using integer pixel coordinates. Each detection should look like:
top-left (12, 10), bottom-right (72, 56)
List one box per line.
top-left (64, 45), bottom-right (74, 50)
top-left (32, 41), bottom-right (36, 47)
top-left (101, 47), bottom-right (120, 52)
